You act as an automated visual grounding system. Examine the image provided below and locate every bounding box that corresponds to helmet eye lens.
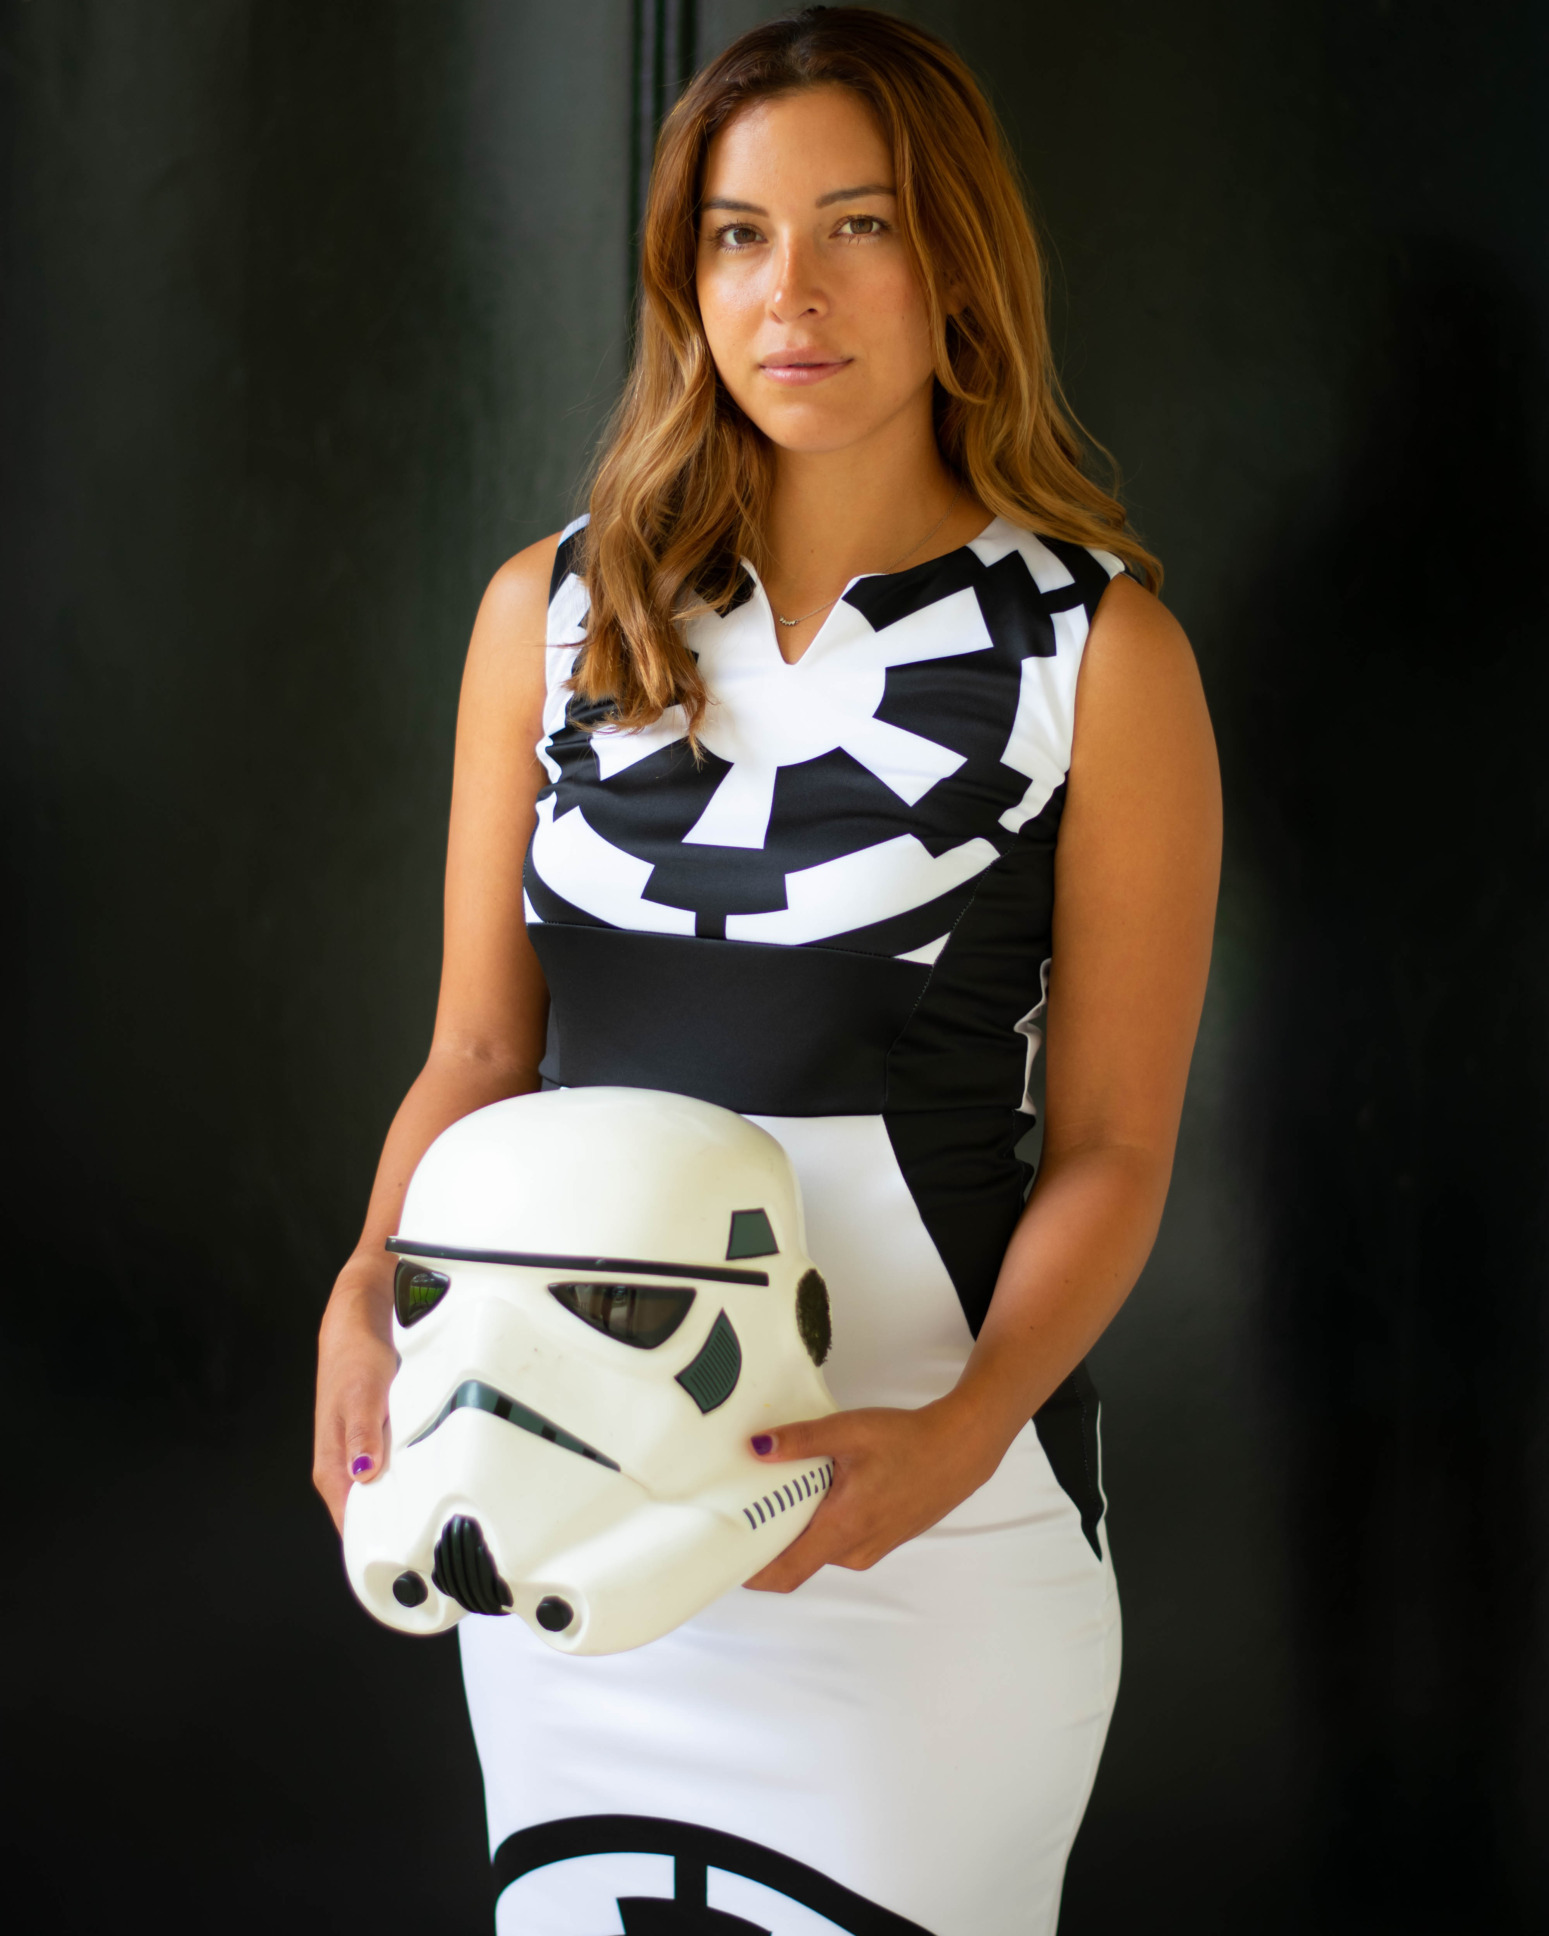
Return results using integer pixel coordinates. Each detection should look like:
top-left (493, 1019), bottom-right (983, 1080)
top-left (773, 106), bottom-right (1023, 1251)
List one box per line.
top-left (394, 1261), bottom-right (451, 1327)
top-left (548, 1281), bottom-right (695, 1350)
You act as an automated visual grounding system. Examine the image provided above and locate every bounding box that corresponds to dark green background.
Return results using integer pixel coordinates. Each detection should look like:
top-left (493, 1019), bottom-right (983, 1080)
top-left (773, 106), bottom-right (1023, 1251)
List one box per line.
top-left (3, 2), bottom-right (1546, 1929)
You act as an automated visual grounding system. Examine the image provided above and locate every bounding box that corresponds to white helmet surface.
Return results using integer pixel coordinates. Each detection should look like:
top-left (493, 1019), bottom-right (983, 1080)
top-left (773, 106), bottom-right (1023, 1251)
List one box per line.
top-left (343, 1087), bottom-right (837, 1655)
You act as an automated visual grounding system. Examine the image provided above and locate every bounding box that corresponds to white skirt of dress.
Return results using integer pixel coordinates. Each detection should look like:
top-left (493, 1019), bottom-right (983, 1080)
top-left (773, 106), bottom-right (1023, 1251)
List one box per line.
top-left (459, 1114), bottom-right (1121, 1936)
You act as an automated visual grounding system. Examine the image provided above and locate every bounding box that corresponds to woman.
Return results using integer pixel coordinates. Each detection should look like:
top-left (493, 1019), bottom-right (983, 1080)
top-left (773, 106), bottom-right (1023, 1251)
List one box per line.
top-left (314, 9), bottom-right (1219, 1932)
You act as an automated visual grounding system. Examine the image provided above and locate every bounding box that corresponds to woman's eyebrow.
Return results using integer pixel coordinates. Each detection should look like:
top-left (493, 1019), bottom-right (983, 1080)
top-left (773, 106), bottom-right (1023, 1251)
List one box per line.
top-left (700, 183), bottom-right (897, 217)
top-left (815, 182), bottom-right (895, 206)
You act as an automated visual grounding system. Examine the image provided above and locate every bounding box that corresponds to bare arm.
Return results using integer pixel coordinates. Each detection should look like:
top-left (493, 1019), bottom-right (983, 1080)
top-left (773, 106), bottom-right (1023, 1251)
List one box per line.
top-left (952, 573), bottom-right (1222, 1445)
top-left (747, 573), bottom-right (1222, 1586)
top-left (312, 534), bottom-right (559, 1531)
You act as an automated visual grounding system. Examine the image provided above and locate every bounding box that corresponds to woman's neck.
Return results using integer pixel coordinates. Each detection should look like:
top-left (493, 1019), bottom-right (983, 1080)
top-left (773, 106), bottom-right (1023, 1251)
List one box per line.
top-left (759, 412), bottom-right (984, 662)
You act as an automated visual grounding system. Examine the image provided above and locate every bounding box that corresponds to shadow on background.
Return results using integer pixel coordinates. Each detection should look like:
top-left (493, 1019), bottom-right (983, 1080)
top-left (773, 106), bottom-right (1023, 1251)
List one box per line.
top-left (1229, 242), bottom-right (1549, 1931)
top-left (0, 3), bottom-right (630, 1926)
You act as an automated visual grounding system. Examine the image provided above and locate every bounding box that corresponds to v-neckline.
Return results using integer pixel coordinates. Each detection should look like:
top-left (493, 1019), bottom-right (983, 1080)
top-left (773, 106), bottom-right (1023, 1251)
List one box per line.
top-left (738, 561), bottom-right (858, 666)
top-left (736, 516), bottom-right (1005, 665)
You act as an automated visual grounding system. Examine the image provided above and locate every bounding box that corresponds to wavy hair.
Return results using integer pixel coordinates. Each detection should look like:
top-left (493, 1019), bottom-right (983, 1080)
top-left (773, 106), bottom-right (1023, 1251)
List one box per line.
top-left (576, 5), bottom-right (1159, 733)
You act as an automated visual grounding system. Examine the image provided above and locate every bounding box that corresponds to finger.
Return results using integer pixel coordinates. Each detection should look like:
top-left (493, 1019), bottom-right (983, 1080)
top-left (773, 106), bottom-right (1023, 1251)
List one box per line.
top-left (750, 1412), bottom-right (857, 1463)
top-left (311, 1374), bottom-right (389, 1536)
top-left (743, 1490), bottom-right (865, 1592)
top-left (744, 1521), bottom-right (840, 1593)
top-left (342, 1381), bottom-right (388, 1487)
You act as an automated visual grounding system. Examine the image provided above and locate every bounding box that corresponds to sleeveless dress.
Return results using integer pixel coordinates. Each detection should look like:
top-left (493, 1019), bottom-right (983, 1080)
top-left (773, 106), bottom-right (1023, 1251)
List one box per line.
top-left (459, 514), bottom-right (1125, 1936)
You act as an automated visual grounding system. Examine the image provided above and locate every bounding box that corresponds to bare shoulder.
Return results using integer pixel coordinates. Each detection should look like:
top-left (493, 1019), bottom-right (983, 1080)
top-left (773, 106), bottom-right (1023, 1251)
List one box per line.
top-left (1069, 573), bottom-right (1219, 809)
top-left (1079, 573), bottom-right (1201, 711)
top-left (459, 530), bottom-right (566, 726)
top-left (470, 531), bottom-right (565, 660)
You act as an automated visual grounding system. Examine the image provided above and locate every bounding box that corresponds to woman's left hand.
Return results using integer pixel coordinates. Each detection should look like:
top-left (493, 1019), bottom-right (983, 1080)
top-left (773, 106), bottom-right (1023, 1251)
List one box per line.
top-left (741, 1395), bottom-right (1008, 1593)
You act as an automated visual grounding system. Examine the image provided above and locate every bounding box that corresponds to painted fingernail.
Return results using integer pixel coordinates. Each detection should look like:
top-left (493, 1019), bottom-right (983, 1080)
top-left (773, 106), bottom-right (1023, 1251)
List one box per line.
top-left (350, 1455), bottom-right (375, 1477)
top-left (751, 1434), bottom-right (774, 1456)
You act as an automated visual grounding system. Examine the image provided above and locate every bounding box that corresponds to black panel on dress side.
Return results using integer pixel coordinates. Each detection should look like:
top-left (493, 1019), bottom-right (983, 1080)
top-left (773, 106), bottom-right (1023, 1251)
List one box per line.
top-left (880, 1107), bottom-right (1105, 1551)
top-left (877, 814), bottom-right (1106, 1547)
top-left (531, 924), bottom-right (930, 1115)
top-left (883, 1105), bottom-right (1030, 1338)
top-left (885, 812), bottom-right (1062, 1120)
top-left (1030, 1360), bottom-right (1106, 1560)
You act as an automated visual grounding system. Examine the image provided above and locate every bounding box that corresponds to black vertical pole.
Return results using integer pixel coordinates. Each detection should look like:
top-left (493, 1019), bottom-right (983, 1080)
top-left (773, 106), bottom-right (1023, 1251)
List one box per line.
top-left (629, 0), bottom-right (699, 312)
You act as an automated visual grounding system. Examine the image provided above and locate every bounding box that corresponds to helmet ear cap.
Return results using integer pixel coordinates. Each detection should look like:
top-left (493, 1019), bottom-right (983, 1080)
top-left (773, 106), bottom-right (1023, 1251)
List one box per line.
top-left (796, 1270), bottom-right (832, 1367)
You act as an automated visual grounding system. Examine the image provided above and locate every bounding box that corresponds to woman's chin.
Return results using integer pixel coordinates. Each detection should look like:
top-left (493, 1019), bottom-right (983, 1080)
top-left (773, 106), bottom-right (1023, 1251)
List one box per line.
top-left (741, 406), bottom-right (897, 460)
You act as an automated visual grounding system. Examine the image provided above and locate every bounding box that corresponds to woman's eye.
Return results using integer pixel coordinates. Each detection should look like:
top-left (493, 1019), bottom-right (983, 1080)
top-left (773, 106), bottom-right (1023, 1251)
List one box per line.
top-left (835, 214), bottom-right (887, 238)
top-left (713, 223), bottom-right (762, 250)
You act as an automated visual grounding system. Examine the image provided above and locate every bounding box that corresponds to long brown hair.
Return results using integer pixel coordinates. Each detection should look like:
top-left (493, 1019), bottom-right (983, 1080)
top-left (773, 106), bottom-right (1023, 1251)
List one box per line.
top-left (577, 6), bottom-right (1159, 734)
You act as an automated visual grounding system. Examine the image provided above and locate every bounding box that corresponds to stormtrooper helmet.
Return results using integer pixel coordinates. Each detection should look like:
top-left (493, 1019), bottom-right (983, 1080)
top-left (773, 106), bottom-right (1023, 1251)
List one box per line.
top-left (343, 1087), bottom-right (837, 1656)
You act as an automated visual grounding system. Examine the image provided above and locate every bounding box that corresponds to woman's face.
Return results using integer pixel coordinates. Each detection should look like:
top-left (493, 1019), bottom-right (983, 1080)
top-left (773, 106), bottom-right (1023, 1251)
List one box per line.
top-left (695, 86), bottom-right (940, 459)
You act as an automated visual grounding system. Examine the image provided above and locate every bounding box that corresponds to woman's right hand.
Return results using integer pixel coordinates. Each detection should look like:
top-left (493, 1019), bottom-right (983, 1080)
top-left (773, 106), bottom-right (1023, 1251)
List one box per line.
top-left (313, 1258), bottom-right (399, 1535)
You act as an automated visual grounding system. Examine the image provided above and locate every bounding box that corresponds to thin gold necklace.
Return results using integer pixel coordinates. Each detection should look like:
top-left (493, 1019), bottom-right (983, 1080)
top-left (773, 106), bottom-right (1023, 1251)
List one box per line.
top-left (773, 485), bottom-right (961, 628)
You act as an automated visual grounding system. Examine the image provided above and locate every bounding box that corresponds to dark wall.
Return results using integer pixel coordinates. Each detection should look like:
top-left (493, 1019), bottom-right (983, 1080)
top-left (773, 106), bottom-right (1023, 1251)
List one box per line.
top-left (3, 3), bottom-right (1545, 1930)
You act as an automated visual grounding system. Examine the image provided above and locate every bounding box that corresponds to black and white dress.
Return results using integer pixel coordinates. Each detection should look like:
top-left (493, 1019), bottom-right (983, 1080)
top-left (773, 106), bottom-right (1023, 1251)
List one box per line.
top-left (460, 514), bottom-right (1124, 1935)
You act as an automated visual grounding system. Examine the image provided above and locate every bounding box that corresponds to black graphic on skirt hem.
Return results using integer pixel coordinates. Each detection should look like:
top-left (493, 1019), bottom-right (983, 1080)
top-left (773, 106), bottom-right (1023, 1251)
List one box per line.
top-left (492, 1813), bottom-right (935, 1933)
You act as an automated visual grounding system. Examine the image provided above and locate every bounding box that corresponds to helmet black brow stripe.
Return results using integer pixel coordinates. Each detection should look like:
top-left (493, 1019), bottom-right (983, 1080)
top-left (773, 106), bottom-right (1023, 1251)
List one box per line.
top-left (386, 1237), bottom-right (768, 1287)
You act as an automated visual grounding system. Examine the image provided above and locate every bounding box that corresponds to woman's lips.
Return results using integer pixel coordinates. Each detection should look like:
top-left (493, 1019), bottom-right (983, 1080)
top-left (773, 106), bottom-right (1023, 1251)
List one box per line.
top-left (758, 355), bottom-right (851, 386)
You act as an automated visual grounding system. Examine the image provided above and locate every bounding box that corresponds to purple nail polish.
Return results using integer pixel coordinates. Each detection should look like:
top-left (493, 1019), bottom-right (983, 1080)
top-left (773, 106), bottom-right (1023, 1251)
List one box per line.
top-left (351, 1454), bottom-right (375, 1477)
top-left (751, 1434), bottom-right (774, 1456)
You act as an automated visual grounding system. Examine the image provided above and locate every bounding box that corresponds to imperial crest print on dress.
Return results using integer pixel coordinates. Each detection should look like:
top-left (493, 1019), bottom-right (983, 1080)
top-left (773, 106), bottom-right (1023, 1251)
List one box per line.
top-left (462, 514), bottom-right (1124, 1936)
top-left (528, 514), bottom-right (1123, 1343)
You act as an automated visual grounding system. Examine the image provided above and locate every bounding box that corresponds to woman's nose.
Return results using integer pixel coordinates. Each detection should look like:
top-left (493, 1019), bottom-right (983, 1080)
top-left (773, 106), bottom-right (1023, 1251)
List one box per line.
top-left (767, 237), bottom-right (825, 322)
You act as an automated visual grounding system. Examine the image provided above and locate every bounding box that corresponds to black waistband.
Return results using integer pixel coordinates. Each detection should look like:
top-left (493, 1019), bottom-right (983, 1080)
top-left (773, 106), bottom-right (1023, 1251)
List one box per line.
top-left (531, 923), bottom-right (930, 1118)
